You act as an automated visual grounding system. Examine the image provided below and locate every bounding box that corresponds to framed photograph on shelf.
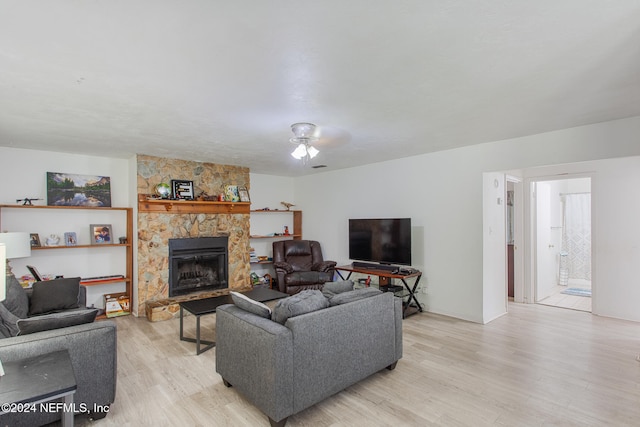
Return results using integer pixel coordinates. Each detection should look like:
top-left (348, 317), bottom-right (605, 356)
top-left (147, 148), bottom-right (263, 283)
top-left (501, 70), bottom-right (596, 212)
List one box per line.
top-left (171, 180), bottom-right (194, 200)
top-left (30, 233), bottom-right (41, 247)
top-left (90, 224), bottom-right (113, 244)
top-left (224, 185), bottom-right (240, 202)
top-left (64, 232), bottom-right (77, 246)
top-left (238, 186), bottom-right (251, 202)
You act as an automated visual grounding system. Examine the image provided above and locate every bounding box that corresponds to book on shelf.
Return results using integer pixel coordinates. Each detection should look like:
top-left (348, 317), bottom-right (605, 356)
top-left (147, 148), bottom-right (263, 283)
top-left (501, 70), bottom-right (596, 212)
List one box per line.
top-left (80, 274), bottom-right (125, 283)
top-left (249, 247), bottom-right (259, 262)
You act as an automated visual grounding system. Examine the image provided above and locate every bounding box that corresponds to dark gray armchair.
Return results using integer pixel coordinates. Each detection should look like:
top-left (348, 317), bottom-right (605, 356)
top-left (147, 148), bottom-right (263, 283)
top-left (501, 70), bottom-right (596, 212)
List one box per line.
top-left (272, 240), bottom-right (336, 295)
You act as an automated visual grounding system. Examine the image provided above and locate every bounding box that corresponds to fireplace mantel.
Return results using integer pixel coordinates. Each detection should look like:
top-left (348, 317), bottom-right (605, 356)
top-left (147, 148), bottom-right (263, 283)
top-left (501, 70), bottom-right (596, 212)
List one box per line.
top-left (138, 195), bottom-right (250, 214)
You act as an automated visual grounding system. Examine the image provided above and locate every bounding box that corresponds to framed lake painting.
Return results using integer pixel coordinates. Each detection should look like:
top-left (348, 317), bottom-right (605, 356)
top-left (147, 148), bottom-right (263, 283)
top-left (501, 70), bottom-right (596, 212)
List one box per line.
top-left (47, 172), bottom-right (112, 207)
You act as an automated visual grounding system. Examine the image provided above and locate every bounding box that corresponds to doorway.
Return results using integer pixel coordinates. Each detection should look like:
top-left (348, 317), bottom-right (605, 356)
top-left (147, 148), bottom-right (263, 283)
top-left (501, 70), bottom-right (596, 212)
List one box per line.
top-left (532, 177), bottom-right (592, 312)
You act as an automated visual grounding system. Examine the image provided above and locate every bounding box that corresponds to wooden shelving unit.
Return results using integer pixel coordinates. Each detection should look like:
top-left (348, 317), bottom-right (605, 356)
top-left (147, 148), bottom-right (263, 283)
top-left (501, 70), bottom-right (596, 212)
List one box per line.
top-left (0, 204), bottom-right (133, 317)
top-left (249, 210), bottom-right (302, 241)
top-left (249, 210), bottom-right (302, 268)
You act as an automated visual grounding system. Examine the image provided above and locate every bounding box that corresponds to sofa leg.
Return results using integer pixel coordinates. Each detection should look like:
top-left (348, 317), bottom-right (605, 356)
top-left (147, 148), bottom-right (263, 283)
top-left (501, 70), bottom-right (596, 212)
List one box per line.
top-left (89, 405), bottom-right (110, 420)
top-left (386, 361), bottom-right (398, 370)
top-left (222, 378), bottom-right (232, 388)
top-left (269, 417), bottom-right (287, 427)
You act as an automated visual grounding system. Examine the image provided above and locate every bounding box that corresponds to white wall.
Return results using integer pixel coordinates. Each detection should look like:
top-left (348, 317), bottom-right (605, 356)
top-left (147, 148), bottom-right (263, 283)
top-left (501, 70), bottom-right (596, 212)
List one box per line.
top-left (482, 172), bottom-right (507, 323)
top-left (2, 116), bottom-right (640, 321)
top-left (0, 147), bottom-right (132, 308)
top-left (294, 116), bottom-right (640, 323)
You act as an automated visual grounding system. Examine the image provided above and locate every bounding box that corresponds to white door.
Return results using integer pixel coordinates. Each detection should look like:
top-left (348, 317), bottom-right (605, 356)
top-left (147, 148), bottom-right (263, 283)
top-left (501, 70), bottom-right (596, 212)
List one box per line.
top-left (535, 181), bottom-right (557, 301)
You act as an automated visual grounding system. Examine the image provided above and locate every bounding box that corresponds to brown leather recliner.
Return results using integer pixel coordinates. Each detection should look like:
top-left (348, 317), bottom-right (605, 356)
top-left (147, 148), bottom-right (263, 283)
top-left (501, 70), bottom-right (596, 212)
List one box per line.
top-left (272, 240), bottom-right (336, 295)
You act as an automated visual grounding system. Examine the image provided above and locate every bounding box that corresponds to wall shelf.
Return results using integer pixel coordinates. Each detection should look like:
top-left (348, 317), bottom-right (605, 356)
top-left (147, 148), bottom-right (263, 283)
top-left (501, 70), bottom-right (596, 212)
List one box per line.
top-left (138, 196), bottom-right (250, 214)
top-left (0, 204), bottom-right (133, 310)
top-left (32, 243), bottom-right (131, 250)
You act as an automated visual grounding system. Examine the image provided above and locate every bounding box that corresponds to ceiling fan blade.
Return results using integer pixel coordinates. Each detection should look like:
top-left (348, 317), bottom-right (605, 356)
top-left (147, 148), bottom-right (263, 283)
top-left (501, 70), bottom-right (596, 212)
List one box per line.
top-left (315, 126), bottom-right (352, 148)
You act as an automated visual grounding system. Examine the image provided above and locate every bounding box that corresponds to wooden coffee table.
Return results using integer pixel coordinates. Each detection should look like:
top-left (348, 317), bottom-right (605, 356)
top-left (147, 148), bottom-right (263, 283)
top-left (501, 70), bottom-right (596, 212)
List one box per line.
top-left (179, 287), bottom-right (288, 354)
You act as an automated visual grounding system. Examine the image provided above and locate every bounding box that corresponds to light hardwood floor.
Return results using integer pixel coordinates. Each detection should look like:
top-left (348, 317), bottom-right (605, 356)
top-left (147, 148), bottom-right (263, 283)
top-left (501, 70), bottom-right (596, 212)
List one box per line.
top-left (537, 279), bottom-right (592, 312)
top-left (69, 302), bottom-right (640, 427)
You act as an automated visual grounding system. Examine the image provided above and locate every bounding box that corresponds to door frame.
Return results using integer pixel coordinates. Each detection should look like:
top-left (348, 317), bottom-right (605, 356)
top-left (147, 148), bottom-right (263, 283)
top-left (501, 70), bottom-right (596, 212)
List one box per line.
top-left (506, 175), bottom-right (524, 304)
top-left (522, 173), bottom-right (594, 307)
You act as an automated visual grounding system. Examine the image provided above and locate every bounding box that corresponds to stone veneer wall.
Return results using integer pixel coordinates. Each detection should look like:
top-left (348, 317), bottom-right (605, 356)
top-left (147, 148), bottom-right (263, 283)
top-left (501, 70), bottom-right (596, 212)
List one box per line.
top-left (136, 154), bottom-right (251, 317)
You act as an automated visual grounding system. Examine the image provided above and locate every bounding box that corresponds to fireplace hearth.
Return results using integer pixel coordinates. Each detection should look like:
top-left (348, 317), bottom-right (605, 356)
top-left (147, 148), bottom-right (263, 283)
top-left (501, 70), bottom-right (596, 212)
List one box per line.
top-left (169, 236), bottom-right (229, 297)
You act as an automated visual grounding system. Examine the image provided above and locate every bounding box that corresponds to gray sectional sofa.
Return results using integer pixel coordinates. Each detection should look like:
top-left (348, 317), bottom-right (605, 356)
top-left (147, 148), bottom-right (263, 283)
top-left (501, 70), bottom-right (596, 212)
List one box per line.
top-left (216, 285), bottom-right (403, 427)
top-left (0, 276), bottom-right (117, 426)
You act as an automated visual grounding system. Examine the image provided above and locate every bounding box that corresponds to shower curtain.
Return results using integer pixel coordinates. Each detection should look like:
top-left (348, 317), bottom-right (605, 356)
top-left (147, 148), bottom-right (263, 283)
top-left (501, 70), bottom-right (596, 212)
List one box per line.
top-left (562, 193), bottom-right (591, 281)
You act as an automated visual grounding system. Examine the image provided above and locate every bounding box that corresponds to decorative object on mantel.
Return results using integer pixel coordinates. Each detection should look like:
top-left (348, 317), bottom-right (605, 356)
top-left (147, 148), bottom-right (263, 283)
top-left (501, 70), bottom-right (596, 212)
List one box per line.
top-left (281, 201), bottom-right (295, 211)
top-left (238, 186), bottom-right (250, 202)
top-left (16, 197), bottom-right (42, 206)
top-left (171, 179), bottom-right (194, 200)
top-left (225, 185), bottom-right (240, 202)
top-left (155, 183), bottom-right (171, 199)
top-left (47, 172), bottom-right (111, 207)
top-left (196, 191), bottom-right (218, 201)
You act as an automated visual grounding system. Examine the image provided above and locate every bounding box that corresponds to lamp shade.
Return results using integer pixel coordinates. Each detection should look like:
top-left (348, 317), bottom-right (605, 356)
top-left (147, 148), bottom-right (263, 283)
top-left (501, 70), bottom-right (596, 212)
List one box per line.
top-left (0, 243), bottom-right (6, 302)
top-left (0, 232), bottom-right (31, 259)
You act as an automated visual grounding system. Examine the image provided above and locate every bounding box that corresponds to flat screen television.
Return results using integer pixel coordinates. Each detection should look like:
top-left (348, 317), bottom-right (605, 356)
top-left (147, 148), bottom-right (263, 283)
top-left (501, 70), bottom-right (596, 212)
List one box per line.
top-left (348, 218), bottom-right (411, 266)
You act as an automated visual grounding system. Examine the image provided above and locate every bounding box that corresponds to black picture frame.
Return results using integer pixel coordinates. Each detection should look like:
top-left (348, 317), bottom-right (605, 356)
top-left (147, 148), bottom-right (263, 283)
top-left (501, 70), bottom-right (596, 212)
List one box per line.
top-left (171, 180), bottom-right (194, 200)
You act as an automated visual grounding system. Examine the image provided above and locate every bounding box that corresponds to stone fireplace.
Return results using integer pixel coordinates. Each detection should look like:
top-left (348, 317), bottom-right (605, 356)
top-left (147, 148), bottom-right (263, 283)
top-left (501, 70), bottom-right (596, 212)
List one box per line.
top-left (169, 236), bottom-right (228, 297)
top-left (136, 154), bottom-right (251, 320)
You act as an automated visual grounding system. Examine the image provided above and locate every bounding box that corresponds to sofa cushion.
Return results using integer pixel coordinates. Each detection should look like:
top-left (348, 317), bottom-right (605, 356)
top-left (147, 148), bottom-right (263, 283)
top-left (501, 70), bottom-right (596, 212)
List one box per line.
top-left (0, 302), bottom-right (21, 337)
top-left (329, 287), bottom-right (383, 306)
top-left (230, 291), bottom-right (272, 319)
top-left (272, 289), bottom-right (329, 325)
top-left (1, 274), bottom-right (29, 319)
top-left (284, 271), bottom-right (333, 286)
top-left (321, 280), bottom-right (354, 298)
top-left (29, 277), bottom-right (81, 316)
top-left (16, 308), bottom-right (99, 336)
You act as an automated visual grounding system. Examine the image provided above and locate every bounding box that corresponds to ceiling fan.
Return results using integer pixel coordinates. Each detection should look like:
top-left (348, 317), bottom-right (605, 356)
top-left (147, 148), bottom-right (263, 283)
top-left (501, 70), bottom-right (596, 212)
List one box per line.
top-left (289, 122), bottom-right (320, 165)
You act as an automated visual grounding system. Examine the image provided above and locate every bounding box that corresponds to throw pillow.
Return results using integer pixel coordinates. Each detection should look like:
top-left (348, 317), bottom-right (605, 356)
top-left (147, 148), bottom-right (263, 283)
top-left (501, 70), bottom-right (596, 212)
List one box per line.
top-left (272, 289), bottom-right (329, 325)
top-left (17, 308), bottom-right (98, 336)
top-left (0, 303), bottom-right (20, 337)
top-left (230, 291), bottom-right (272, 319)
top-left (1, 274), bottom-right (29, 319)
top-left (329, 287), bottom-right (383, 306)
top-left (321, 280), bottom-right (354, 298)
top-left (29, 277), bottom-right (81, 316)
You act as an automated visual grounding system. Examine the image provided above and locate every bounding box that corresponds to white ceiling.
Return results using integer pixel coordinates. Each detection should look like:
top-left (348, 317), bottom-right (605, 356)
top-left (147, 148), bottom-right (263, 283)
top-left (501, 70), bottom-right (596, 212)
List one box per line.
top-left (1, 1), bottom-right (639, 176)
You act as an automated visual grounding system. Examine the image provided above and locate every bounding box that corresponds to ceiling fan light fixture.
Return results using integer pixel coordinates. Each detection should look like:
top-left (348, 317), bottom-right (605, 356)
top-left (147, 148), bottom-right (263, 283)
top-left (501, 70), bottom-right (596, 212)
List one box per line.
top-left (290, 122), bottom-right (317, 140)
top-left (307, 145), bottom-right (319, 159)
top-left (291, 143), bottom-right (308, 160)
top-left (289, 122), bottom-right (320, 165)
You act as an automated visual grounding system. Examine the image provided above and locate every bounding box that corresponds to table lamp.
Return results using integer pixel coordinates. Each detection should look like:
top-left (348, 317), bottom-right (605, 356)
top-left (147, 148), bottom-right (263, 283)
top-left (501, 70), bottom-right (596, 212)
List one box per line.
top-left (0, 231), bottom-right (31, 277)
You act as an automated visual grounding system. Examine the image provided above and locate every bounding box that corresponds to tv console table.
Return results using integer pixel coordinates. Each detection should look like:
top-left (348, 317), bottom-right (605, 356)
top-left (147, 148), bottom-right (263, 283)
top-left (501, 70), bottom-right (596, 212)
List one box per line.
top-left (335, 264), bottom-right (423, 318)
